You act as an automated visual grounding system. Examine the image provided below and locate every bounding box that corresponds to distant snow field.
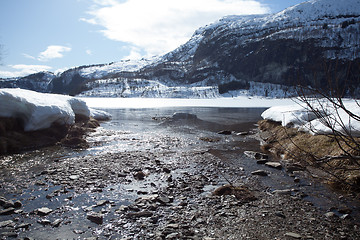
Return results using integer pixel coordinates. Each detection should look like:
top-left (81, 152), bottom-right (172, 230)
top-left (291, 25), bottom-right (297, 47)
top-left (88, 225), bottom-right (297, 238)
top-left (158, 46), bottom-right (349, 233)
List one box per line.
top-left (81, 96), bottom-right (295, 109)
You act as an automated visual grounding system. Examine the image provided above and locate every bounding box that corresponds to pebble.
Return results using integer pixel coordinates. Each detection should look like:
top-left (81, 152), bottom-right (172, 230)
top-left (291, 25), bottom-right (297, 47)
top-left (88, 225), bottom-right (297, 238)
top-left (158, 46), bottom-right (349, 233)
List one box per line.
top-left (294, 177), bottom-right (300, 183)
top-left (265, 162), bottom-right (282, 169)
top-left (96, 200), bottom-right (110, 207)
top-left (87, 212), bottom-right (104, 224)
top-left (340, 214), bottom-right (351, 220)
top-left (37, 207), bottom-right (53, 216)
top-left (134, 171), bottom-right (146, 180)
top-left (325, 212), bottom-right (336, 218)
top-left (38, 219), bottom-right (52, 225)
top-left (14, 200), bottom-right (22, 208)
top-left (52, 219), bottom-right (62, 227)
top-left (16, 223), bottom-right (31, 229)
top-left (285, 232), bottom-right (302, 239)
top-left (3, 200), bottom-right (14, 208)
top-left (0, 208), bottom-right (15, 215)
top-left (69, 175), bottom-right (80, 180)
top-left (0, 220), bottom-right (14, 228)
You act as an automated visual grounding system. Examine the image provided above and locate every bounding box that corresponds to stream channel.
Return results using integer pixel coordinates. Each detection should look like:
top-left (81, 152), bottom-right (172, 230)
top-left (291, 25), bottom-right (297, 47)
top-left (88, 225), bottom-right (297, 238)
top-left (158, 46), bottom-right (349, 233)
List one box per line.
top-left (0, 107), bottom-right (359, 239)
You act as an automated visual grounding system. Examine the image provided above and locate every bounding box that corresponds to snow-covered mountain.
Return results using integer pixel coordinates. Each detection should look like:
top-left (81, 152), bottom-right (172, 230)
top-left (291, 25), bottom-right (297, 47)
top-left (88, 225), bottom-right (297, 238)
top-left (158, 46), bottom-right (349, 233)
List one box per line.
top-left (0, 71), bottom-right (55, 93)
top-left (1, 0), bottom-right (360, 98)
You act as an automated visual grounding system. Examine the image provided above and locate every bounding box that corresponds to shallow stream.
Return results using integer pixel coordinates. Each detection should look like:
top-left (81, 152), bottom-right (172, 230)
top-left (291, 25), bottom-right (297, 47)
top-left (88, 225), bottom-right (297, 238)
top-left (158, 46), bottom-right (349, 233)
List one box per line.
top-left (0, 106), bottom-right (359, 239)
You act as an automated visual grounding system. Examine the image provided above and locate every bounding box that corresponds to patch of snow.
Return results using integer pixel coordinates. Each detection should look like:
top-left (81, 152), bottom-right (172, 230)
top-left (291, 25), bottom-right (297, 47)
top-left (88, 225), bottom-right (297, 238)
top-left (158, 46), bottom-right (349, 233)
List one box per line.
top-left (261, 99), bottom-right (360, 136)
top-left (90, 109), bottom-right (112, 121)
top-left (0, 88), bottom-right (91, 131)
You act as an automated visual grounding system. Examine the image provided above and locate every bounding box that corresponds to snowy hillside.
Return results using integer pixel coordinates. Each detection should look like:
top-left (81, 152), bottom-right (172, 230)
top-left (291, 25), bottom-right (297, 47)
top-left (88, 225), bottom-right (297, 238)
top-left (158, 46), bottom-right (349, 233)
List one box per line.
top-left (1, 0), bottom-right (359, 98)
top-left (77, 58), bottom-right (157, 79)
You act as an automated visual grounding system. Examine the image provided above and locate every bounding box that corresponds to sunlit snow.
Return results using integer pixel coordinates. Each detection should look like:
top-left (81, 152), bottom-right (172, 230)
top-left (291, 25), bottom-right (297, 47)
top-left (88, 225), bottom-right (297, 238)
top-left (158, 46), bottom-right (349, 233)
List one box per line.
top-left (0, 89), bottom-right (109, 131)
top-left (261, 99), bottom-right (360, 136)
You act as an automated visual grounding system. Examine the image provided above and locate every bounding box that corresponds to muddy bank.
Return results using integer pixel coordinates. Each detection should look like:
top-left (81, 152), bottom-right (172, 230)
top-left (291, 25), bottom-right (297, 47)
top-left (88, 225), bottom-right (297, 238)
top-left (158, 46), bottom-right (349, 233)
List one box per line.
top-left (0, 109), bottom-right (359, 239)
top-left (0, 115), bottom-right (100, 155)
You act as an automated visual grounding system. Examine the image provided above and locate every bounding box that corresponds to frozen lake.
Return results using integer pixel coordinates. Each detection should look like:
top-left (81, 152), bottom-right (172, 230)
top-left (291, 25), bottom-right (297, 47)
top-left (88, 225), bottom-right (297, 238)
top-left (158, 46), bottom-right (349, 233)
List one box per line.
top-left (81, 96), bottom-right (295, 109)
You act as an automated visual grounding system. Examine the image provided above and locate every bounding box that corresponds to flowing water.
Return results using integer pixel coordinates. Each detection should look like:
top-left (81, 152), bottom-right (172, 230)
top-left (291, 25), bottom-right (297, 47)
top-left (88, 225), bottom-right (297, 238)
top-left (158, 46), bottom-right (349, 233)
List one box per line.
top-left (0, 106), bottom-right (359, 239)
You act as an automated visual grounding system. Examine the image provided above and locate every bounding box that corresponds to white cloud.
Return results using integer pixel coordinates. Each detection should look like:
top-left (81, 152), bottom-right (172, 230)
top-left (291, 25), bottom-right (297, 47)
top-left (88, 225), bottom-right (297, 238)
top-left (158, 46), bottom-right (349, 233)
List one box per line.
top-left (37, 45), bottom-right (72, 62)
top-left (22, 53), bottom-right (36, 60)
top-left (0, 64), bottom-right (52, 78)
top-left (122, 46), bottom-right (142, 60)
top-left (83, 0), bottom-right (270, 58)
top-left (86, 49), bottom-right (93, 55)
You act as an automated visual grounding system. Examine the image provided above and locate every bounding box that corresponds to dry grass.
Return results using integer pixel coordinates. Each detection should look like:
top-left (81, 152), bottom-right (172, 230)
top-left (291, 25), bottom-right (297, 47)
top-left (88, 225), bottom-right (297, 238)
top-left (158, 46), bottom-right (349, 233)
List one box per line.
top-left (258, 120), bottom-right (360, 192)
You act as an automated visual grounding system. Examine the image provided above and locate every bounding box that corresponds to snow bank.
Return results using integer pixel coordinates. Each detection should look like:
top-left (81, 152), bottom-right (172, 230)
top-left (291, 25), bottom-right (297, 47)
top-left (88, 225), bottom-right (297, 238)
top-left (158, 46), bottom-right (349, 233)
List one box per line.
top-left (261, 99), bottom-right (360, 136)
top-left (0, 88), bottom-right (109, 131)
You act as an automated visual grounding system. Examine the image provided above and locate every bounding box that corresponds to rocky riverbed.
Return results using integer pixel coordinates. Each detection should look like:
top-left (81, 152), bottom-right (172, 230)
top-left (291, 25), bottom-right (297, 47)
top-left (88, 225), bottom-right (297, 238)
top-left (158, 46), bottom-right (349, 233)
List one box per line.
top-left (0, 108), bottom-right (359, 240)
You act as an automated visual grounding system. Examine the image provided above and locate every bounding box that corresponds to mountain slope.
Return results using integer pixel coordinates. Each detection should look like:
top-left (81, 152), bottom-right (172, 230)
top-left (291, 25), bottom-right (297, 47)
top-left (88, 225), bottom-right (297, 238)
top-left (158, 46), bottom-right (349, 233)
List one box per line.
top-left (1, 0), bottom-right (360, 97)
top-left (138, 0), bottom-right (360, 93)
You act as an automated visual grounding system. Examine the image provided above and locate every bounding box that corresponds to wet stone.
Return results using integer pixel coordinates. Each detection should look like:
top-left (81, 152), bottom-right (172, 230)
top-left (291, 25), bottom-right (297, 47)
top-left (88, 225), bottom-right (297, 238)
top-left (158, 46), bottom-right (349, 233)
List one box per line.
top-left (16, 223), bottom-right (31, 229)
top-left (163, 167), bottom-right (171, 173)
top-left (0, 207), bottom-right (15, 215)
top-left (37, 207), bottom-right (53, 216)
top-left (134, 171), bottom-right (146, 180)
top-left (69, 175), bottom-right (80, 180)
top-left (325, 212), bottom-right (336, 218)
top-left (3, 200), bottom-right (15, 209)
top-left (0, 220), bottom-right (15, 228)
top-left (13, 200), bottom-right (22, 208)
top-left (157, 195), bottom-right (171, 204)
top-left (285, 232), bottom-right (302, 239)
top-left (38, 219), bottom-right (52, 225)
top-left (96, 200), bottom-right (110, 207)
top-left (217, 130), bottom-right (232, 135)
top-left (52, 219), bottom-right (62, 227)
top-left (251, 170), bottom-right (268, 176)
top-left (87, 212), bottom-right (104, 224)
top-left (265, 162), bottom-right (282, 169)
top-left (0, 197), bottom-right (7, 206)
top-left (74, 229), bottom-right (85, 234)
top-left (340, 214), bottom-right (351, 220)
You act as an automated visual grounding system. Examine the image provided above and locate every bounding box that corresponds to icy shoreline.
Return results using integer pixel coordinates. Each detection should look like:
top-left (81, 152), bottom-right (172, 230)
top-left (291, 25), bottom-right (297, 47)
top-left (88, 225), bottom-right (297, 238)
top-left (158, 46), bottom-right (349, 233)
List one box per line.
top-left (0, 89), bottom-right (110, 132)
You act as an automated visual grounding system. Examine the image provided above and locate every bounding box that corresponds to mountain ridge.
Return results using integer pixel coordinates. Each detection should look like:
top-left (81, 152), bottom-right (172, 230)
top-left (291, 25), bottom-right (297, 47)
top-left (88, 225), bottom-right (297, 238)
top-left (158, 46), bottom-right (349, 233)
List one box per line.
top-left (1, 0), bottom-right (359, 98)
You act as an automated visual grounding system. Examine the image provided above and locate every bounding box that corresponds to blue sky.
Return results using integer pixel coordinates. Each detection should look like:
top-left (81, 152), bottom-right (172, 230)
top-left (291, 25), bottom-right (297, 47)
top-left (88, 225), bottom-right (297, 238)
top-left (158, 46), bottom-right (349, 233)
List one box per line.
top-left (0, 0), bottom-right (305, 78)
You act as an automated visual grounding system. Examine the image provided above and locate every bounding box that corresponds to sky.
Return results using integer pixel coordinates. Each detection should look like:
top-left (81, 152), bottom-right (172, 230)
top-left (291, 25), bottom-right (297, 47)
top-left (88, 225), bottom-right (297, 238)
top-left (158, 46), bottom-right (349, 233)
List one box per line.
top-left (0, 0), bottom-right (306, 78)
